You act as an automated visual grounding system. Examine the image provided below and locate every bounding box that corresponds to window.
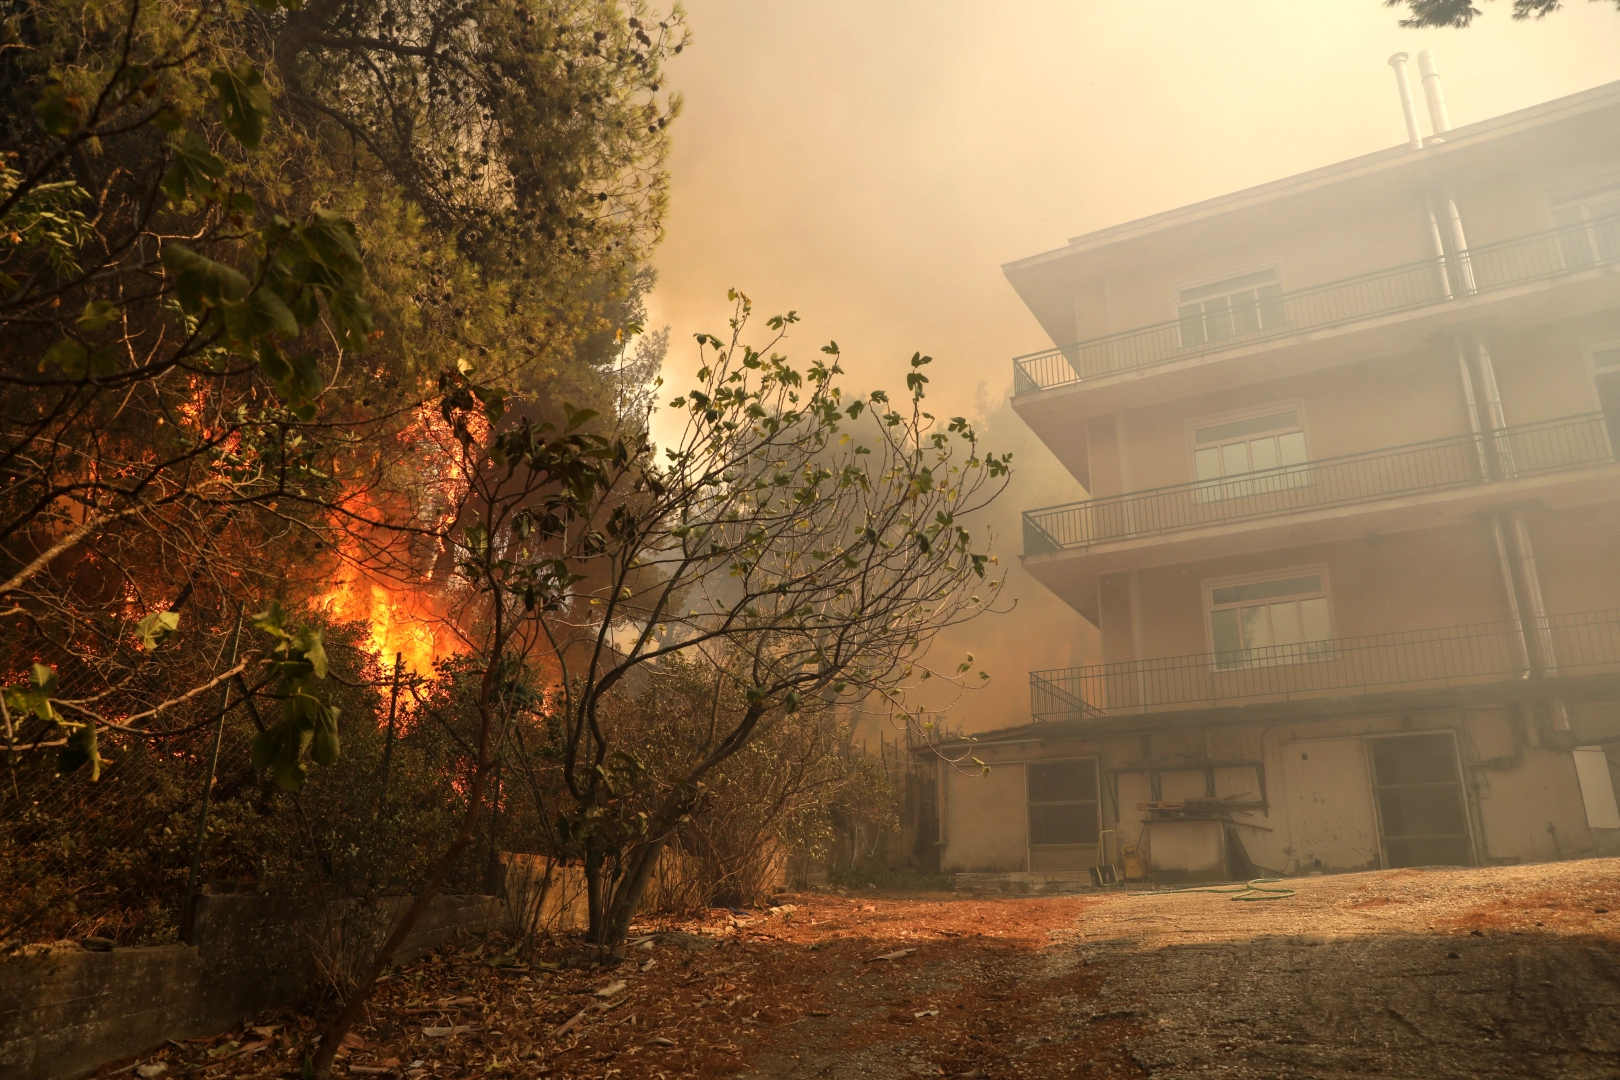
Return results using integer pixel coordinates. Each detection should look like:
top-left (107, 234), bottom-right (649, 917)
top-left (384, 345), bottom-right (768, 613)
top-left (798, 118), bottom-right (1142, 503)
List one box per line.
top-left (1589, 341), bottom-right (1620, 448)
top-left (1177, 269), bottom-right (1286, 348)
top-left (1191, 408), bottom-right (1309, 501)
top-left (1208, 572), bottom-right (1331, 668)
top-left (1026, 760), bottom-right (1100, 848)
top-left (1553, 182), bottom-right (1620, 268)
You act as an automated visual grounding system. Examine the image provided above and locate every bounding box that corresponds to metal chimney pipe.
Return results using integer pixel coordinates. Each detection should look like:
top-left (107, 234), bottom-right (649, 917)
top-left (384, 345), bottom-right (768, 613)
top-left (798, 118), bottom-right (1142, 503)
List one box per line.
top-left (1388, 53), bottom-right (1424, 150)
top-left (1417, 50), bottom-right (1451, 137)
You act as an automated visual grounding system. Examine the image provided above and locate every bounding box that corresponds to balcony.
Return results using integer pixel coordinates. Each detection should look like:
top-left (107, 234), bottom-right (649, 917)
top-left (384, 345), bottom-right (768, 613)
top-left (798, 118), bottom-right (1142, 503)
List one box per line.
top-left (1030, 608), bottom-right (1620, 720)
top-left (1012, 213), bottom-right (1620, 396)
top-left (1023, 413), bottom-right (1615, 555)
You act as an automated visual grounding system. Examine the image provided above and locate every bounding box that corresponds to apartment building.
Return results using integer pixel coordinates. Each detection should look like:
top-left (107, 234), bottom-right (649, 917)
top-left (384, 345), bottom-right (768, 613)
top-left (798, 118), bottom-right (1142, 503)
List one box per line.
top-left (940, 56), bottom-right (1620, 883)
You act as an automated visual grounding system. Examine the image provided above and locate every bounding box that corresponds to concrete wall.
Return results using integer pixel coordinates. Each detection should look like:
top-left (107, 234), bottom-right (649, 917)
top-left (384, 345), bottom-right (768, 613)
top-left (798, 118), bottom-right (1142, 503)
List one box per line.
top-left (940, 741), bottom-right (1032, 872)
top-left (942, 707), bottom-right (1620, 881)
top-left (0, 893), bottom-right (503, 1080)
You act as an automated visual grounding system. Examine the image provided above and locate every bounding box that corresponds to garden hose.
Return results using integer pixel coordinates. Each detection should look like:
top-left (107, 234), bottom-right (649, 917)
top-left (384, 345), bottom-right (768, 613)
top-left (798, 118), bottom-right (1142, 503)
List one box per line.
top-left (1135, 877), bottom-right (1296, 901)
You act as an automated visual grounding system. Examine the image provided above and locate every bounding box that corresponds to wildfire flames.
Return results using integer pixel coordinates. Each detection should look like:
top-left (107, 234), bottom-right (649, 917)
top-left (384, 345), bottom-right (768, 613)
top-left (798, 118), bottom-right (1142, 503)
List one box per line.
top-left (313, 402), bottom-right (476, 680)
top-left (319, 567), bottom-right (450, 679)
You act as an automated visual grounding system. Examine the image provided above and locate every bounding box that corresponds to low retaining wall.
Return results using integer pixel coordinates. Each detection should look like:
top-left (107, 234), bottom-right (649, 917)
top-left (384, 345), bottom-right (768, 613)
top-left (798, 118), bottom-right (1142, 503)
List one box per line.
top-left (0, 892), bottom-right (503, 1080)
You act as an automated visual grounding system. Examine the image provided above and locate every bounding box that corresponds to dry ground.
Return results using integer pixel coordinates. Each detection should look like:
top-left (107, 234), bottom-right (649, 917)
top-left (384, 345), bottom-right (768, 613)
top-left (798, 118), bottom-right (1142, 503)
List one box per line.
top-left (107, 859), bottom-right (1620, 1080)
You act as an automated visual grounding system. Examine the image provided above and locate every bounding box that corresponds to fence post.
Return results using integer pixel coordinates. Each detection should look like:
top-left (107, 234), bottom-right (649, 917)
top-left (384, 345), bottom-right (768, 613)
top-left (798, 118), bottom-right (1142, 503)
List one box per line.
top-left (377, 652), bottom-right (404, 806)
top-left (178, 606), bottom-right (243, 943)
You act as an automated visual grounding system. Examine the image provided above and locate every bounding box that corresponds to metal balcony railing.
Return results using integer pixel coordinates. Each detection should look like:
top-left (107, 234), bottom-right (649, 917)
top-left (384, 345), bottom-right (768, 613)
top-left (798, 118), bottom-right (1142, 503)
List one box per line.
top-left (1012, 213), bottom-right (1620, 395)
top-left (1030, 608), bottom-right (1620, 720)
top-left (1022, 413), bottom-right (1616, 554)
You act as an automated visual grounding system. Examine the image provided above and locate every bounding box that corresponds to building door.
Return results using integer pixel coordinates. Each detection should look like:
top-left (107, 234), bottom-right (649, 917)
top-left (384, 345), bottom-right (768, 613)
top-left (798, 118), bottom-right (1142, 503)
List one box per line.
top-left (1282, 738), bottom-right (1379, 873)
top-left (1366, 732), bottom-right (1474, 868)
top-left (1026, 759), bottom-right (1101, 871)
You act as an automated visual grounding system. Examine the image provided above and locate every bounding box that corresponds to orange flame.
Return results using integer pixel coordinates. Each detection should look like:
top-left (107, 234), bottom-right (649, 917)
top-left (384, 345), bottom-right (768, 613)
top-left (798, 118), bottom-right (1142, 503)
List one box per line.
top-left (319, 567), bottom-right (449, 679)
top-left (313, 402), bottom-right (476, 681)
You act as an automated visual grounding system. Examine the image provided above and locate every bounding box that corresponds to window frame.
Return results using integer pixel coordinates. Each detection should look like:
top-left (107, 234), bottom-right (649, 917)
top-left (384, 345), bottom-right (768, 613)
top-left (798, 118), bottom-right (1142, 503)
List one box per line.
top-left (1201, 565), bottom-right (1336, 671)
top-left (1023, 757), bottom-right (1102, 856)
top-left (1548, 178), bottom-right (1620, 269)
top-left (1582, 335), bottom-right (1620, 456)
top-left (1171, 263), bottom-right (1286, 349)
top-left (1184, 400), bottom-right (1311, 502)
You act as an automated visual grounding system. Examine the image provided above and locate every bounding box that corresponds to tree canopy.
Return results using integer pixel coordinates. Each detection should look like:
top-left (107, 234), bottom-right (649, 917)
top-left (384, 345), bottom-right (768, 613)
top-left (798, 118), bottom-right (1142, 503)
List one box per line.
top-left (1385, 0), bottom-right (1618, 27)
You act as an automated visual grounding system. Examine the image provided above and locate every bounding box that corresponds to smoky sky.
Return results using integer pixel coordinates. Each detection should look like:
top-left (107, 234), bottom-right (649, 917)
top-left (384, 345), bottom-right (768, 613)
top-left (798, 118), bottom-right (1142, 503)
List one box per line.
top-left (642, 0), bottom-right (1620, 736)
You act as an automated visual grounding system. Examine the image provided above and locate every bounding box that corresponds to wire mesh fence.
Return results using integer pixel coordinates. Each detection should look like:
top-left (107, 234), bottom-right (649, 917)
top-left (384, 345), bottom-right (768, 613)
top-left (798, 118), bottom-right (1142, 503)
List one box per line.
top-left (0, 647), bottom-right (517, 949)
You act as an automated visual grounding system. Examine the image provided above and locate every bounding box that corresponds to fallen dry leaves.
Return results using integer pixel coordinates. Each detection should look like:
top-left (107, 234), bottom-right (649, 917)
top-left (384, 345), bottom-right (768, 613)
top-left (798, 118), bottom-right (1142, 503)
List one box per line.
top-left (97, 890), bottom-right (1143, 1080)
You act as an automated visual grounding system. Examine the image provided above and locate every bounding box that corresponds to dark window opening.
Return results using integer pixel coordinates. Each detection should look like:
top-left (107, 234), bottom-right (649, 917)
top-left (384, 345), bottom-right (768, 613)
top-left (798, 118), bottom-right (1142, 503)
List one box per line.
top-left (1027, 761), bottom-right (1100, 847)
top-left (1368, 733), bottom-right (1472, 868)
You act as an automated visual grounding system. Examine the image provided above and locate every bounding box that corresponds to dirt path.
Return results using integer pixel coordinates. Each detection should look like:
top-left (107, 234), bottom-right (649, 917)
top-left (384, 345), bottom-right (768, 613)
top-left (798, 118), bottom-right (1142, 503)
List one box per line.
top-left (130, 860), bottom-right (1620, 1080)
top-left (1068, 859), bottom-right (1620, 1079)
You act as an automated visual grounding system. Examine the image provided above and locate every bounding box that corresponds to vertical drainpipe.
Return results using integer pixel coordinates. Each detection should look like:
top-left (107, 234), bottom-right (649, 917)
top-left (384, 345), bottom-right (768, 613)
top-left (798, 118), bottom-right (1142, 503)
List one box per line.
top-left (1454, 338), bottom-right (1491, 480)
top-left (1459, 339), bottom-right (1532, 679)
top-left (1128, 570), bottom-right (1149, 714)
top-left (1417, 50), bottom-right (1452, 138)
top-left (1447, 199), bottom-right (1477, 294)
top-left (1388, 53), bottom-right (1425, 150)
top-left (1474, 336), bottom-right (1516, 478)
top-left (1509, 510), bottom-right (1570, 729)
top-left (1116, 411), bottom-right (1150, 713)
top-left (1429, 209), bottom-right (1454, 300)
top-left (1490, 518), bottom-right (1533, 680)
top-left (1476, 334), bottom-right (1569, 729)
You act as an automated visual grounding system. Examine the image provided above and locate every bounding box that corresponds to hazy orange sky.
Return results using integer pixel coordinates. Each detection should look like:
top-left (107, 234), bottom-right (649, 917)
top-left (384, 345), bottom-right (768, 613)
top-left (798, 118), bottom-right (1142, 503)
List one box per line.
top-left (642, 0), bottom-right (1620, 734)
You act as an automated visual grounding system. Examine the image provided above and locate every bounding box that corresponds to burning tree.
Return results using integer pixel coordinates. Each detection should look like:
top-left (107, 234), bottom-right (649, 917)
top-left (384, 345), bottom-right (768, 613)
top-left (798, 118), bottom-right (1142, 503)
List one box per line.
top-left (308, 294), bottom-right (1011, 1073)
top-left (0, 0), bottom-right (683, 791)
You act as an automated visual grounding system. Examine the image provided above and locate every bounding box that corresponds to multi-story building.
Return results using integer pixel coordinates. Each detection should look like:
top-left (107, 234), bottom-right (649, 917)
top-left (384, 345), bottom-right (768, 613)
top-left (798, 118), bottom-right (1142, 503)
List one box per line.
top-left (939, 56), bottom-right (1620, 883)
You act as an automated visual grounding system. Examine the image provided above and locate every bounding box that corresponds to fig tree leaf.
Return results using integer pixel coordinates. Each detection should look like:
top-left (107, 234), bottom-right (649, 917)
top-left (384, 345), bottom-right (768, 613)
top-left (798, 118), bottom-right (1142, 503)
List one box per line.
top-left (161, 133), bottom-right (226, 206)
top-left (58, 721), bottom-right (103, 781)
top-left (135, 610), bottom-right (180, 650)
top-left (162, 243), bottom-right (247, 312)
top-left (210, 63), bottom-right (272, 149)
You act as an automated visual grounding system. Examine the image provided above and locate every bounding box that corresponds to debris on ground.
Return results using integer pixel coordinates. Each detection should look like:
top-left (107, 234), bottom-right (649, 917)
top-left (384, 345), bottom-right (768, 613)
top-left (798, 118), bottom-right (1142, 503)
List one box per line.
top-left (89, 859), bottom-right (1620, 1080)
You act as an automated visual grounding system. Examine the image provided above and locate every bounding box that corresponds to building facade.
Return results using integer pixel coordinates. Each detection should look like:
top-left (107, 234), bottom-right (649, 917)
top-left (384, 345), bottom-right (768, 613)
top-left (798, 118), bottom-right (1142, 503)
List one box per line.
top-left (940, 58), bottom-right (1620, 883)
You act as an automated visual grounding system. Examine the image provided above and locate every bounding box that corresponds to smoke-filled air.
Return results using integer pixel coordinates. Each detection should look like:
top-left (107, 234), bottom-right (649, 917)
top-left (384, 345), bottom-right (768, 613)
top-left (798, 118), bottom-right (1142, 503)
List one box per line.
top-left (4, 2), bottom-right (1620, 1079)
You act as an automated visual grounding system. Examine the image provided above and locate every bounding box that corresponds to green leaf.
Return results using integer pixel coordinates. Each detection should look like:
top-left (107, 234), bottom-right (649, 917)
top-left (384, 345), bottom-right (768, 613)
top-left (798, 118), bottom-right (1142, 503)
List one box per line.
top-left (58, 721), bottom-right (104, 781)
top-left (3, 664), bottom-right (59, 723)
top-left (76, 300), bottom-right (119, 333)
top-left (42, 338), bottom-right (88, 378)
top-left (563, 404), bottom-right (599, 433)
top-left (161, 133), bottom-right (226, 206)
top-left (222, 287), bottom-right (298, 342)
top-left (210, 63), bottom-right (273, 149)
top-left (252, 601), bottom-right (289, 639)
top-left (135, 610), bottom-right (181, 650)
top-left (292, 626), bottom-right (327, 679)
top-left (33, 82), bottom-right (81, 136)
top-left (257, 342), bottom-right (322, 411)
top-left (297, 209), bottom-right (364, 276)
top-left (310, 703), bottom-right (340, 766)
top-left (29, 663), bottom-right (58, 696)
top-left (162, 243), bottom-right (248, 312)
top-left (251, 717), bottom-right (312, 791)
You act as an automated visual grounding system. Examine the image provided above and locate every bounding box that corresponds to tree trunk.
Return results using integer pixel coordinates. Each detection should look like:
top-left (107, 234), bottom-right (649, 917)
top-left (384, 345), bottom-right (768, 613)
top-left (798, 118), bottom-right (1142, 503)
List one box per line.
top-left (309, 751), bottom-right (494, 1077)
top-left (599, 833), bottom-right (670, 953)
